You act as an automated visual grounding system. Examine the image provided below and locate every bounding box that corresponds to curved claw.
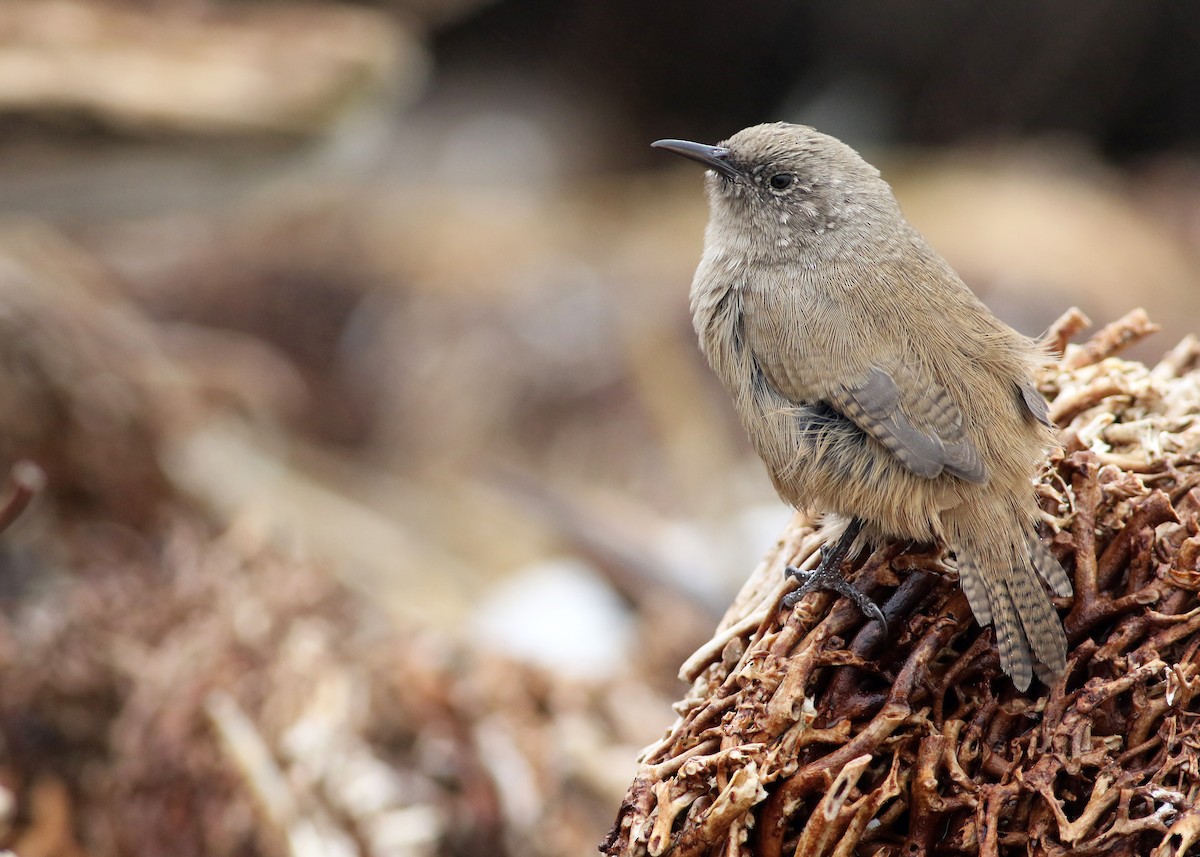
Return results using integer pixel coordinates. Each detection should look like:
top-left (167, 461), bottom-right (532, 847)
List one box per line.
top-left (858, 598), bottom-right (888, 637)
top-left (782, 561), bottom-right (888, 635)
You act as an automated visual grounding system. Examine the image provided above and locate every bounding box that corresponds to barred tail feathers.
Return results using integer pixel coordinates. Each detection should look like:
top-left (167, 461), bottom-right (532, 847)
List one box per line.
top-left (1027, 528), bottom-right (1073, 597)
top-left (951, 514), bottom-right (1068, 690)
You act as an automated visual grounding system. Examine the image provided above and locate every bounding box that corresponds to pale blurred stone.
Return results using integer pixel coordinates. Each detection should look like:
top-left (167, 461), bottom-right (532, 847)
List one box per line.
top-left (0, 0), bottom-right (427, 135)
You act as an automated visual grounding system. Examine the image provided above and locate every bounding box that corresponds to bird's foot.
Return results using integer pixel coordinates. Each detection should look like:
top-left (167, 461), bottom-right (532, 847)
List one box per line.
top-left (782, 520), bottom-right (886, 633)
top-left (783, 561), bottom-right (887, 631)
top-left (781, 517), bottom-right (887, 632)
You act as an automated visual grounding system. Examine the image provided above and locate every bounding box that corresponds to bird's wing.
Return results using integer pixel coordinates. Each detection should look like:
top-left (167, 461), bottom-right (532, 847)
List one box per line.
top-left (1017, 379), bottom-right (1054, 428)
top-left (825, 364), bottom-right (987, 484)
top-left (754, 335), bottom-right (987, 484)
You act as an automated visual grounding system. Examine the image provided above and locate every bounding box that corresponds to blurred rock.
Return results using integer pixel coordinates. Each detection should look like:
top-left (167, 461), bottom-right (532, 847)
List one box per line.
top-left (0, 0), bottom-right (426, 136)
top-left (470, 557), bottom-right (635, 679)
top-left (888, 144), bottom-right (1200, 352)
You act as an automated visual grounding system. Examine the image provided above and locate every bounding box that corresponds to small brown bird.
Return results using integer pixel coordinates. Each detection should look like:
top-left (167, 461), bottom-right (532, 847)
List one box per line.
top-left (653, 123), bottom-right (1072, 691)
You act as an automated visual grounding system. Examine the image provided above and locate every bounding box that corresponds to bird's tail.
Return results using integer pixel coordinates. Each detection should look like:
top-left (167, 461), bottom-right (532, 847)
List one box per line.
top-left (950, 510), bottom-right (1072, 691)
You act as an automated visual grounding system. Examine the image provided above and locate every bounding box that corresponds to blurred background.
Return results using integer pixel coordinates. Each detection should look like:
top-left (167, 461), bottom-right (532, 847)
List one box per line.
top-left (0, 1), bottom-right (1199, 854)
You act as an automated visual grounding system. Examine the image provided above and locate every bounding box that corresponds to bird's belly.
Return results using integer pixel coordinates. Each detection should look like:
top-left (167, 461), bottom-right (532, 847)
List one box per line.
top-left (744, 399), bottom-right (954, 542)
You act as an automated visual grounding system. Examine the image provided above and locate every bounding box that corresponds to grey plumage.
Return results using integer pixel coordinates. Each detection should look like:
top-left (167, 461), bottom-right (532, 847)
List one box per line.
top-left (655, 124), bottom-right (1072, 691)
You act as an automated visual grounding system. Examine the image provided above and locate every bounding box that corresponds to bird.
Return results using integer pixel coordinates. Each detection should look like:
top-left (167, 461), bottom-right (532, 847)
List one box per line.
top-left (652, 123), bottom-right (1072, 691)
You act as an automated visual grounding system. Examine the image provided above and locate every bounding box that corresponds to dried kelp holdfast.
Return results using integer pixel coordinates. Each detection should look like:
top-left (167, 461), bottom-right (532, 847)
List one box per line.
top-left (603, 309), bottom-right (1200, 857)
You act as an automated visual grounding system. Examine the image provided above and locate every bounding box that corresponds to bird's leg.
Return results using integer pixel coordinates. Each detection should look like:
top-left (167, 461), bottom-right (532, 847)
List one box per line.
top-left (783, 518), bottom-right (887, 630)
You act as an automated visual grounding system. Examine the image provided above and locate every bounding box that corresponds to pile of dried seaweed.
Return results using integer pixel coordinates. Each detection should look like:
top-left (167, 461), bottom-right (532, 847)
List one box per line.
top-left (602, 309), bottom-right (1200, 857)
top-left (0, 238), bottom-right (658, 857)
top-left (0, 508), bottom-right (647, 857)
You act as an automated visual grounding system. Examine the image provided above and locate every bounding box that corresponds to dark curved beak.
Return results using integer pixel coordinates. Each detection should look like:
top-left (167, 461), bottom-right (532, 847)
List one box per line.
top-left (651, 139), bottom-right (740, 179)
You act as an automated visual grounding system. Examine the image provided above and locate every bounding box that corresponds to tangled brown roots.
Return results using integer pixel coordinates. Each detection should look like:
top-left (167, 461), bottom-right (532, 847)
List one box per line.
top-left (602, 310), bottom-right (1200, 857)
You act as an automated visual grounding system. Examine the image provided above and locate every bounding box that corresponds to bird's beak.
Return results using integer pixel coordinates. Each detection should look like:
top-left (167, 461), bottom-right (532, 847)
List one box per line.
top-left (651, 139), bottom-right (740, 179)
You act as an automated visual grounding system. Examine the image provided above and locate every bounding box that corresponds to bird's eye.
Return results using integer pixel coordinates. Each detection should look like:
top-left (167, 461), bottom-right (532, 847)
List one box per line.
top-left (768, 173), bottom-right (794, 190)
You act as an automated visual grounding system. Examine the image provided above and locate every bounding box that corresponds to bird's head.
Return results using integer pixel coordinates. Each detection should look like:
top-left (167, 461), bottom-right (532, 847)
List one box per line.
top-left (653, 122), bottom-right (903, 261)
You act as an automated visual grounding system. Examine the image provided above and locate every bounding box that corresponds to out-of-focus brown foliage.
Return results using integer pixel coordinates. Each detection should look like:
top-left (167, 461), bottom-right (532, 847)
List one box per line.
top-left (0, 221), bottom-right (669, 857)
top-left (0, 511), bottom-right (655, 857)
top-left (603, 311), bottom-right (1200, 857)
top-left (0, 225), bottom-right (181, 526)
top-left (0, 506), bottom-right (674, 856)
